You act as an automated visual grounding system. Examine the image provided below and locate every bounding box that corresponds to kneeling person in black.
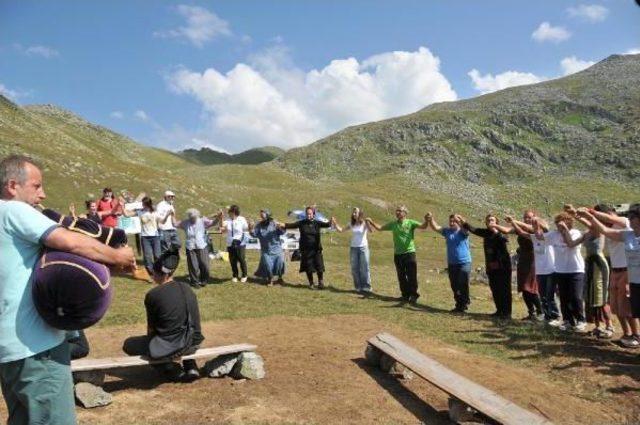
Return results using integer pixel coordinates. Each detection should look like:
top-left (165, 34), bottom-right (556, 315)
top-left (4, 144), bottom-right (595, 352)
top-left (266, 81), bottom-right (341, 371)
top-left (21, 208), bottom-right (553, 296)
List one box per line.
top-left (123, 246), bottom-right (204, 382)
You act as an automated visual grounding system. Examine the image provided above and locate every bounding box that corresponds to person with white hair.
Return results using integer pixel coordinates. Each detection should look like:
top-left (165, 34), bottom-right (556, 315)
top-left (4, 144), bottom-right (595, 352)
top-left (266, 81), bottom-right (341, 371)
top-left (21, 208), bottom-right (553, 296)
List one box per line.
top-left (366, 205), bottom-right (429, 304)
top-left (177, 208), bottom-right (219, 287)
top-left (156, 190), bottom-right (181, 254)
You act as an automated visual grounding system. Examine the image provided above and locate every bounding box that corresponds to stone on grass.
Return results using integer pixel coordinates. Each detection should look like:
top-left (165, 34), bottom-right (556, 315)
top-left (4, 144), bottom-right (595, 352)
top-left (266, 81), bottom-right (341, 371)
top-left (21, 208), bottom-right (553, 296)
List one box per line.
top-left (73, 371), bottom-right (105, 386)
top-left (231, 352), bottom-right (265, 380)
top-left (203, 354), bottom-right (239, 378)
top-left (74, 382), bottom-right (112, 408)
top-left (379, 354), bottom-right (414, 380)
top-left (364, 344), bottom-right (382, 366)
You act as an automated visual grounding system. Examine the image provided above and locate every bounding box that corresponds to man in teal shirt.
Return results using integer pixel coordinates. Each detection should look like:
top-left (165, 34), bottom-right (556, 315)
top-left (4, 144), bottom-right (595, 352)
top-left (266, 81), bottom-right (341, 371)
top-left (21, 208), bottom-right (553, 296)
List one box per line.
top-left (367, 205), bottom-right (428, 303)
top-left (0, 155), bottom-right (135, 425)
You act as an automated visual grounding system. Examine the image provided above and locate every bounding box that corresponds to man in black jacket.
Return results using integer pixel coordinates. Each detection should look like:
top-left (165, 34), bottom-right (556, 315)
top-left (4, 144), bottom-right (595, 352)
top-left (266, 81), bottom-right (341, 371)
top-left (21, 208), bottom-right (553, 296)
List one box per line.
top-left (123, 246), bottom-right (204, 382)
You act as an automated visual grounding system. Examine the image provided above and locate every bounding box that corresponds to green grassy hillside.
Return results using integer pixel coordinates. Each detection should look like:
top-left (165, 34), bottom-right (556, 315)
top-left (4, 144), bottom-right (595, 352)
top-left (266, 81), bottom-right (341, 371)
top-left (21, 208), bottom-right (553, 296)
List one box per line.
top-left (179, 146), bottom-right (284, 165)
top-left (279, 54), bottom-right (640, 211)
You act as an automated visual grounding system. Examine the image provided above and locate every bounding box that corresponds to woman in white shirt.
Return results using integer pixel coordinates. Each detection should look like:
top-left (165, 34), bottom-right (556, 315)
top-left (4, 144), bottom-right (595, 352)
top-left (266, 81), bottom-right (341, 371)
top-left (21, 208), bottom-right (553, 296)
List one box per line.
top-left (219, 205), bottom-right (249, 282)
top-left (536, 212), bottom-right (587, 332)
top-left (334, 208), bottom-right (373, 294)
top-left (138, 197), bottom-right (170, 275)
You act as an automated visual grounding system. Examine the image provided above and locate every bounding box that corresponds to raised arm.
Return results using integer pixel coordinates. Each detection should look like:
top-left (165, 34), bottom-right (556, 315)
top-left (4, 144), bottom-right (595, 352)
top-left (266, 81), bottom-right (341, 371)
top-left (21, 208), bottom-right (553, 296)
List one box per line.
top-left (426, 213), bottom-right (442, 233)
top-left (577, 208), bottom-right (624, 242)
top-left (366, 217), bottom-right (383, 231)
top-left (557, 221), bottom-right (587, 248)
top-left (590, 209), bottom-right (629, 228)
top-left (333, 217), bottom-right (344, 233)
top-left (504, 216), bottom-right (528, 237)
top-left (416, 214), bottom-right (429, 230)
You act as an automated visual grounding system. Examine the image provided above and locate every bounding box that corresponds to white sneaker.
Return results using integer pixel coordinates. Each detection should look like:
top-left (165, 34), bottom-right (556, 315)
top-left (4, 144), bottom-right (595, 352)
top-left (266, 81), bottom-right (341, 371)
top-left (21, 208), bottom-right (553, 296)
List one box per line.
top-left (232, 277), bottom-right (238, 283)
top-left (574, 321), bottom-right (588, 333)
top-left (558, 320), bottom-right (573, 331)
top-left (620, 336), bottom-right (640, 348)
top-left (547, 319), bottom-right (563, 327)
top-left (240, 277), bottom-right (248, 283)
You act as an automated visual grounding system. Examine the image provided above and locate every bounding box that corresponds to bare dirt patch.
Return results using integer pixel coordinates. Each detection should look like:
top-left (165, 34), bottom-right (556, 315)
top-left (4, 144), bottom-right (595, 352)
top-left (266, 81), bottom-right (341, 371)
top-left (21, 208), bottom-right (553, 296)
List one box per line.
top-left (63, 315), bottom-right (634, 425)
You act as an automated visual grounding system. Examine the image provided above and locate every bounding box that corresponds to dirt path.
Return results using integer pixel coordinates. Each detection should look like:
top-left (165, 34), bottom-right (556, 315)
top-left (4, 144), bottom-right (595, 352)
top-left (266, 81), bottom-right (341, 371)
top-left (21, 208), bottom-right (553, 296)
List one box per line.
top-left (65, 315), bottom-right (632, 425)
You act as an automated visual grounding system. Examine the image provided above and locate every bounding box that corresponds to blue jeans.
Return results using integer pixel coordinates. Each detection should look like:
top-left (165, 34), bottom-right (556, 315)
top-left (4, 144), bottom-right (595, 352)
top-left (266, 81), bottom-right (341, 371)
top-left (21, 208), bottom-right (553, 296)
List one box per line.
top-left (0, 342), bottom-right (76, 425)
top-left (141, 236), bottom-right (161, 273)
top-left (537, 274), bottom-right (560, 320)
top-left (159, 229), bottom-right (181, 254)
top-left (350, 246), bottom-right (371, 292)
top-left (448, 262), bottom-right (471, 310)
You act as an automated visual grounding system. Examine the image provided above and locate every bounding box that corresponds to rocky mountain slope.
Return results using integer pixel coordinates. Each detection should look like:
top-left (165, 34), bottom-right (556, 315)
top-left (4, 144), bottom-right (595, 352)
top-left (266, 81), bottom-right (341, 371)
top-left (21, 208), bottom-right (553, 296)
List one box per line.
top-left (280, 54), bottom-right (640, 188)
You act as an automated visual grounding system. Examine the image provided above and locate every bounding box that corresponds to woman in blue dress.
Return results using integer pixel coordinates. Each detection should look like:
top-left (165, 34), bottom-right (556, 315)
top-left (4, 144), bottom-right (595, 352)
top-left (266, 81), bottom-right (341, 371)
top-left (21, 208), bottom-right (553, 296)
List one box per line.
top-left (251, 209), bottom-right (286, 286)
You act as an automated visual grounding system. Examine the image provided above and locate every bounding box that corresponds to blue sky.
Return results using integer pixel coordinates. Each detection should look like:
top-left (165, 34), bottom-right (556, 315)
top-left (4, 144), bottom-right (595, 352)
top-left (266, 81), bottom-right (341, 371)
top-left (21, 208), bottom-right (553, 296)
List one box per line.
top-left (1, 1), bottom-right (638, 153)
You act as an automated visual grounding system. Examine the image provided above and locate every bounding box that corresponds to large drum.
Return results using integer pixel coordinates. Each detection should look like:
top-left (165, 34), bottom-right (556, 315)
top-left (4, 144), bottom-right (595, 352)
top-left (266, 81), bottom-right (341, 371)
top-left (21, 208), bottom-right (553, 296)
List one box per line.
top-left (32, 250), bottom-right (113, 330)
top-left (31, 208), bottom-right (123, 330)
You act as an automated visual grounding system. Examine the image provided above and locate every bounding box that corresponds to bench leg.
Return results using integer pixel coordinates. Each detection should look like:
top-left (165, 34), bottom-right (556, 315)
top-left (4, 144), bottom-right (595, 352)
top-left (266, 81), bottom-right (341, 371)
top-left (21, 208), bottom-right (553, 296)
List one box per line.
top-left (364, 343), bottom-right (382, 367)
top-left (448, 397), bottom-right (487, 424)
top-left (380, 354), bottom-right (414, 380)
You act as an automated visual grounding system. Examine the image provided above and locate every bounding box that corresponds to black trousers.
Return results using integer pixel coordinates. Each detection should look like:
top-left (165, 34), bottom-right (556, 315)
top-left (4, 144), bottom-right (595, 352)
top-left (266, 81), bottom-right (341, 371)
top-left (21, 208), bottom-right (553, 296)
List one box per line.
top-left (393, 252), bottom-right (419, 299)
top-left (122, 335), bottom-right (197, 372)
top-left (522, 291), bottom-right (543, 315)
top-left (555, 272), bottom-right (585, 325)
top-left (227, 245), bottom-right (247, 278)
top-left (448, 263), bottom-right (471, 310)
top-left (488, 269), bottom-right (512, 317)
top-left (69, 330), bottom-right (90, 360)
top-left (186, 247), bottom-right (210, 284)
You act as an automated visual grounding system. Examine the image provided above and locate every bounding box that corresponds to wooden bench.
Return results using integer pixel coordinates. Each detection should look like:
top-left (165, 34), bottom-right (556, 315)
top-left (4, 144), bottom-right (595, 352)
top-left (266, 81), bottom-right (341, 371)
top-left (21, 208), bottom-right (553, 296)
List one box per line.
top-left (367, 333), bottom-right (553, 425)
top-left (71, 343), bottom-right (257, 372)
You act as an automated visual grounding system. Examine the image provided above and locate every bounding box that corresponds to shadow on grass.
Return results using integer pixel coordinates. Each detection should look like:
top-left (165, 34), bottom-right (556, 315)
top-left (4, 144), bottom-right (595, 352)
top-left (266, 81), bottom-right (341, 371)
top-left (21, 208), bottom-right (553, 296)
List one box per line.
top-left (454, 320), bottom-right (640, 395)
top-left (351, 358), bottom-right (452, 425)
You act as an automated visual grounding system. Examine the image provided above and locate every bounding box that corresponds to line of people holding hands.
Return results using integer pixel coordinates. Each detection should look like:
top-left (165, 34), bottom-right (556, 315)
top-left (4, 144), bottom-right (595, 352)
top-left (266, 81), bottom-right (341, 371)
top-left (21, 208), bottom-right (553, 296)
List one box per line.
top-left (82, 185), bottom-right (640, 346)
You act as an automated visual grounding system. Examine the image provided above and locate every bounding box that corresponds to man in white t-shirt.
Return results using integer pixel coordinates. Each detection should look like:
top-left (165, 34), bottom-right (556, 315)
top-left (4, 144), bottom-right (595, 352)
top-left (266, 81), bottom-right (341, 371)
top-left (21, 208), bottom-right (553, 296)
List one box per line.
top-left (219, 205), bottom-right (249, 282)
top-left (156, 190), bottom-right (181, 254)
top-left (0, 155), bottom-right (134, 424)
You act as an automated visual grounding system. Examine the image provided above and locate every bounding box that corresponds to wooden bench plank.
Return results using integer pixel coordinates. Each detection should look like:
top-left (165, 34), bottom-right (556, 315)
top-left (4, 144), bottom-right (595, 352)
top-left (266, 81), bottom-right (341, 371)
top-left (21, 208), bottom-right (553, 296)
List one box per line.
top-left (368, 333), bottom-right (552, 425)
top-left (71, 343), bottom-right (257, 372)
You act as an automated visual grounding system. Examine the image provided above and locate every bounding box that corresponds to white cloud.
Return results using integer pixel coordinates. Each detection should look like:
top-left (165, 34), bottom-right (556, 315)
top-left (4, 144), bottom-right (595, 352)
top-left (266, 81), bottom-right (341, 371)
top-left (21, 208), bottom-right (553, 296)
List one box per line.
top-left (468, 69), bottom-right (545, 94)
top-left (624, 48), bottom-right (640, 55)
top-left (134, 110), bottom-right (149, 121)
top-left (0, 82), bottom-right (30, 101)
top-left (166, 46), bottom-right (457, 152)
top-left (567, 4), bottom-right (609, 22)
top-left (24, 45), bottom-right (59, 58)
top-left (0, 83), bottom-right (19, 99)
top-left (154, 5), bottom-right (231, 47)
top-left (110, 111), bottom-right (124, 119)
top-left (560, 56), bottom-right (595, 75)
top-left (532, 22), bottom-right (572, 43)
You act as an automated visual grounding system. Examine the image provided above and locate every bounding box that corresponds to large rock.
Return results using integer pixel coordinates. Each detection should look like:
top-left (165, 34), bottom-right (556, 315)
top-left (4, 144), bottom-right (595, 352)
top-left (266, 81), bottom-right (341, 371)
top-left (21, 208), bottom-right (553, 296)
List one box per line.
top-left (379, 354), bottom-right (414, 380)
top-left (364, 344), bottom-right (382, 367)
top-left (203, 354), bottom-right (239, 378)
top-left (231, 352), bottom-right (265, 380)
top-left (74, 382), bottom-right (112, 408)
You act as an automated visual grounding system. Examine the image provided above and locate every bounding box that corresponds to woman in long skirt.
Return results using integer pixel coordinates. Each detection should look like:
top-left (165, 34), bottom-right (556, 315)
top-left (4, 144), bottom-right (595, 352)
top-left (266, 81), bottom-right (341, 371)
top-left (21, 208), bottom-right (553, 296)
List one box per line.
top-left (251, 209), bottom-right (286, 286)
top-left (281, 206), bottom-right (333, 289)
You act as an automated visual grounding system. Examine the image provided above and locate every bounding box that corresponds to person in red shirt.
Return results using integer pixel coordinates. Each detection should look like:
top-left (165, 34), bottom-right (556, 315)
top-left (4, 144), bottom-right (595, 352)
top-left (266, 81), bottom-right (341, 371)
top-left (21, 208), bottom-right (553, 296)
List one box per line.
top-left (97, 188), bottom-right (120, 228)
